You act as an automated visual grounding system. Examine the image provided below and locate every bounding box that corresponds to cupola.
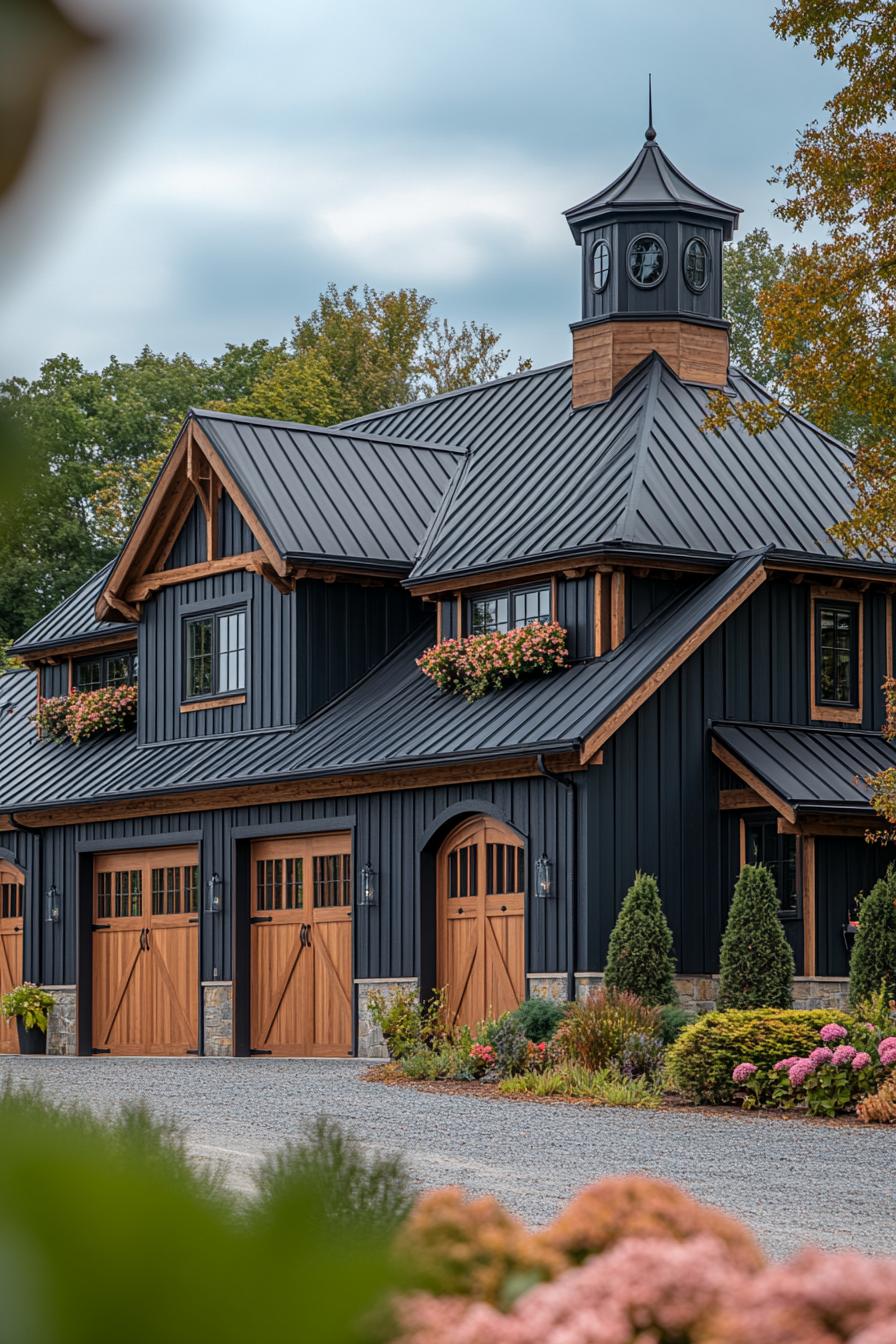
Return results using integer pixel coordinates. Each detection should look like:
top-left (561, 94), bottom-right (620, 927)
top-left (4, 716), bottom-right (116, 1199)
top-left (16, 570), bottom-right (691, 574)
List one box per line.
top-left (565, 90), bottom-right (742, 407)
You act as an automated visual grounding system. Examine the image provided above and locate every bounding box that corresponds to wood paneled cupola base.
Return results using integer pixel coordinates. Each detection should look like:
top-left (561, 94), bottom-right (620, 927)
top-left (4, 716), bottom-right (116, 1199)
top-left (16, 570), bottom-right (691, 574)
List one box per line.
top-left (572, 318), bottom-right (730, 409)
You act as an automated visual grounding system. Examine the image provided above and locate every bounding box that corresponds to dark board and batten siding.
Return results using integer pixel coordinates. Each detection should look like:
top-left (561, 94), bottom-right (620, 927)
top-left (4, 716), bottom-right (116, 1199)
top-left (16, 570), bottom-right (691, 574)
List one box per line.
top-left (580, 220), bottom-right (723, 326)
top-left (814, 837), bottom-right (892, 979)
top-left (164, 493), bottom-right (258, 570)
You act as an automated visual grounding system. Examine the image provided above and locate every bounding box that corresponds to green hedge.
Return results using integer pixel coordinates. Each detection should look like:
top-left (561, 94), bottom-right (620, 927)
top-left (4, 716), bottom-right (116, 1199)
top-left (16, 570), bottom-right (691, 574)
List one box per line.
top-left (666, 1008), bottom-right (856, 1104)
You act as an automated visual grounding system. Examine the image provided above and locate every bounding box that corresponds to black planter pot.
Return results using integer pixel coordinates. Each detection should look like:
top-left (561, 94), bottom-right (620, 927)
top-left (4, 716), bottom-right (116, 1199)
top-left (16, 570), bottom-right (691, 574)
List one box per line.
top-left (16, 1020), bottom-right (46, 1055)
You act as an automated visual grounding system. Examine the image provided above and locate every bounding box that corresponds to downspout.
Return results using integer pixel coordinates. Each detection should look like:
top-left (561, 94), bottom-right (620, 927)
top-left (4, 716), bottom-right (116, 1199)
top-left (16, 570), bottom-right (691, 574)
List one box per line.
top-left (5, 813), bottom-right (40, 835)
top-left (536, 755), bottom-right (577, 1003)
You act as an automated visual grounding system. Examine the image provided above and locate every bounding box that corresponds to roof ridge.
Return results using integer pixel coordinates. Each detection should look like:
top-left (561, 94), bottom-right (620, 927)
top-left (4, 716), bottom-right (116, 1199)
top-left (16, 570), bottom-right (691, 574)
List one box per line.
top-left (337, 360), bottom-right (573, 428)
top-left (191, 408), bottom-right (466, 458)
top-left (618, 355), bottom-right (663, 543)
top-left (713, 717), bottom-right (887, 739)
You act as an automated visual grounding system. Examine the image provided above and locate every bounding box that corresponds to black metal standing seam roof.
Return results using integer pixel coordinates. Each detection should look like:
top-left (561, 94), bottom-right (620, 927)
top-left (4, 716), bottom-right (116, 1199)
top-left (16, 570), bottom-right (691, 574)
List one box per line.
top-left (342, 356), bottom-right (871, 584)
top-left (712, 721), bottom-right (896, 815)
top-left (10, 562), bottom-right (136, 656)
top-left (0, 553), bottom-right (765, 814)
top-left (194, 410), bottom-right (464, 570)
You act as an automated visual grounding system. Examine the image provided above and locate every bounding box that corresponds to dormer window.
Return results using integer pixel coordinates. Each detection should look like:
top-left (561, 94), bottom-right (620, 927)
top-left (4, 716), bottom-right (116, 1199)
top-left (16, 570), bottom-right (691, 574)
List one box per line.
top-left (184, 608), bottom-right (246, 700)
top-left (591, 239), bottom-right (611, 292)
top-left (75, 652), bottom-right (137, 692)
top-left (627, 234), bottom-right (666, 287)
top-left (683, 237), bottom-right (710, 292)
top-left (471, 585), bottom-right (552, 635)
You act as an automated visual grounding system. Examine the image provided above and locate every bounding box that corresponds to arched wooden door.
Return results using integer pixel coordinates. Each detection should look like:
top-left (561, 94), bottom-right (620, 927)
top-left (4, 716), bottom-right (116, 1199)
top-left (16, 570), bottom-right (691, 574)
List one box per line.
top-left (0, 862), bottom-right (24, 1054)
top-left (437, 817), bottom-right (525, 1028)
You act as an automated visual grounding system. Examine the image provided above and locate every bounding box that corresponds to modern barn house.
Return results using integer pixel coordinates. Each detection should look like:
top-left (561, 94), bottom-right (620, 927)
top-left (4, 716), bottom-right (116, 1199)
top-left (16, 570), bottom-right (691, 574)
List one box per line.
top-left (2, 122), bottom-right (895, 1057)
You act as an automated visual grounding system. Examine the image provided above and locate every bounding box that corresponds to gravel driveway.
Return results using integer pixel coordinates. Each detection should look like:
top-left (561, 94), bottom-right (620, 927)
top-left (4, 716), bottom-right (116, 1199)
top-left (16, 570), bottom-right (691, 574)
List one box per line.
top-left (1, 1055), bottom-right (891, 1258)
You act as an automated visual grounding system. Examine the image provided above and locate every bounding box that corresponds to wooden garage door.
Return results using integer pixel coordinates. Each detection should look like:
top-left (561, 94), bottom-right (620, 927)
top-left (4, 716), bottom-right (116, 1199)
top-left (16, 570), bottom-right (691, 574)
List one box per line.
top-left (0, 863), bottom-right (24, 1055)
top-left (93, 847), bottom-right (199, 1055)
top-left (250, 834), bottom-right (352, 1056)
top-left (437, 817), bottom-right (525, 1029)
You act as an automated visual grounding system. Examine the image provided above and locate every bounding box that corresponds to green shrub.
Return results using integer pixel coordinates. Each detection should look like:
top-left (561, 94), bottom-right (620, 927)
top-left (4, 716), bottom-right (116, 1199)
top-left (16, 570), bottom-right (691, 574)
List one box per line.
top-left (482, 1014), bottom-right (530, 1077)
top-left (510, 997), bottom-right (567, 1043)
top-left (499, 1063), bottom-right (661, 1108)
top-left (551, 988), bottom-right (661, 1071)
top-left (604, 871), bottom-right (677, 1006)
top-left (849, 866), bottom-right (896, 1009)
top-left (717, 864), bottom-right (794, 1009)
top-left (254, 1115), bottom-right (412, 1232)
top-left (367, 985), bottom-right (448, 1059)
top-left (658, 1002), bottom-right (692, 1044)
top-left (666, 1007), bottom-right (856, 1103)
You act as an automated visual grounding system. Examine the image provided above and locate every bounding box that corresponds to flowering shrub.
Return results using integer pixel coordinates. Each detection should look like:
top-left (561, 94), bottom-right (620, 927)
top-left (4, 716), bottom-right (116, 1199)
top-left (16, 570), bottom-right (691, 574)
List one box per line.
top-left (417, 622), bottom-right (569, 703)
top-left (33, 684), bottom-right (138, 744)
top-left (469, 1042), bottom-right (496, 1072)
top-left (1, 982), bottom-right (55, 1031)
top-left (730, 1021), bottom-right (888, 1117)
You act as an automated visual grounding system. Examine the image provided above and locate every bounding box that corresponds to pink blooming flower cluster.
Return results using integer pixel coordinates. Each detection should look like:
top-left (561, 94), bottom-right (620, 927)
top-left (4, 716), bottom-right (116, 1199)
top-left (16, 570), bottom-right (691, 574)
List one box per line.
top-left (417, 622), bottom-right (569, 703)
top-left (731, 1062), bottom-right (757, 1084)
top-left (853, 1051), bottom-right (873, 1071)
top-left (470, 1043), bottom-right (496, 1066)
top-left (819, 1022), bottom-right (849, 1043)
top-left (33, 682), bottom-right (137, 747)
top-left (33, 684), bottom-right (138, 745)
top-left (832, 1044), bottom-right (858, 1066)
top-left (878, 1037), bottom-right (896, 1067)
top-left (774, 1056), bottom-right (800, 1071)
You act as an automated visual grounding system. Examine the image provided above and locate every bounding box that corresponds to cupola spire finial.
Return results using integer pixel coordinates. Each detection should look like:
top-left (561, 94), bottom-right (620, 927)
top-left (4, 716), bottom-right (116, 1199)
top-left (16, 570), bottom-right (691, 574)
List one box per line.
top-left (645, 73), bottom-right (656, 142)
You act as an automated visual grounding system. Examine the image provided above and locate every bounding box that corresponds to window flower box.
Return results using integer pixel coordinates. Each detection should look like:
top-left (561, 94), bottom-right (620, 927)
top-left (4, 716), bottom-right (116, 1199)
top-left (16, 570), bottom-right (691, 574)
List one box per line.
top-left (417, 621), bottom-right (569, 703)
top-left (33, 683), bottom-right (138, 744)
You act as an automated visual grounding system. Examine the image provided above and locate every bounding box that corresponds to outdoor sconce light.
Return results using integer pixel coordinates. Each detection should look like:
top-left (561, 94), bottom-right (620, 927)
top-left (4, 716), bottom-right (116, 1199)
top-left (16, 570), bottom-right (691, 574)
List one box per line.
top-left (535, 853), bottom-right (553, 899)
top-left (45, 884), bottom-right (62, 924)
top-left (358, 863), bottom-right (376, 907)
top-left (205, 873), bottom-right (223, 915)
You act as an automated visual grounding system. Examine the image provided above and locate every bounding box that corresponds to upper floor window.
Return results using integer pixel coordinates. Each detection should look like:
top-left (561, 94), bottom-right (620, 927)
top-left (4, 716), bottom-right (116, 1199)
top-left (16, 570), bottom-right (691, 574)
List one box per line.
top-left (184, 608), bottom-right (246, 700)
top-left (75, 651), bottom-right (137, 692)
top-left (743, 813), bottom-right (798, 917)
top-left (815, 600), bottom-right (858, 707)
top-left (683, 237), bottom-right (710, 292)
top-left (591, 239), bottom-right (611, 292)
top-left (627, 233), bottom-right (666, 287)
top-left (470, 585), bottom-right (551, 635)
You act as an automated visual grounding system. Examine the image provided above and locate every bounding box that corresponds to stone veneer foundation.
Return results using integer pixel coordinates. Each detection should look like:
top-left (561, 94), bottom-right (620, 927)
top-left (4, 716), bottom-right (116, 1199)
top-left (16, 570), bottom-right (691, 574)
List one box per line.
top-left (202, 982), bottom-right (233, 1055)
top-left (571, 972), bottom-right (850, 1013)
top-left (45, 986), bottom-right (78, 1055)
top-left (356, 977), bottom-right (419, 1058)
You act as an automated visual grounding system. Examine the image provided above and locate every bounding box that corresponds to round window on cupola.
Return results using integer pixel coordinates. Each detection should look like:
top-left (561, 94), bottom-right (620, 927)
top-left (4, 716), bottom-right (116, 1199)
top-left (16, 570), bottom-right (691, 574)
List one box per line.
top-left (683, 237), bottom-right (710, 292)
top-left (627, 234), bottom-right (666, 287)
top-left (591, 239), bottom-right (611, 292)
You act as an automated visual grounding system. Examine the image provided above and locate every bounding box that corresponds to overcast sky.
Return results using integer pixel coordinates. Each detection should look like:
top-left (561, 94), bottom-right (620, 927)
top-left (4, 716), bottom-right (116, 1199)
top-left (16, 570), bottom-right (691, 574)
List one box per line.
top-left (0, 0), bottom-right (839, 381)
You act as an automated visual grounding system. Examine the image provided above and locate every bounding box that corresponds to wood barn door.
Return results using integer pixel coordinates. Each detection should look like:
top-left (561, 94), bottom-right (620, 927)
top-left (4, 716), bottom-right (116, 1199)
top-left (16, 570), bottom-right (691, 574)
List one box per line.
top-left (437, 818), bottom-right (525, 1029)
top-left (0, 863), bottom-right (24, 1054)
top-left (250, 834), bottom-right (352, 1056)
top-left (92, 847), bottom-right (199, 1055)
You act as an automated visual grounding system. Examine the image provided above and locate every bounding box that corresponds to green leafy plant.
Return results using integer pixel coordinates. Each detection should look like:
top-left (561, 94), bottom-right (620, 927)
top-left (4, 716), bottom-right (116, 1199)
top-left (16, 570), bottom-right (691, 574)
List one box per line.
top-left (658, 1002), bottom-right (692, 1044)
top-left (368, 985), bottom-right (448, 1060)
top-left (1, 982), bottom-right (55, 1031)
top-left (417, 622), bottom-right (569, 702)
top-left (717, 864), bottom-right (794, 1009)
top-left (551, 988), bottom-right (661, 1072)
top-left (499, 1063), bottom-right (661, 1108)
top-left (510, 996), bottom-right (567, 1043)
top-left (849, 867), bottom-right (896, 1009)
top-left (604, 871), bottom-right (677, 1006)
top-left (477, 1014), bottom-right (530, 1078)
top-left (254, 1115), bottom-right (412, 1232)
top-left (666, 1008), bottom-right (856, 1104)
top-left (619, 1031), bottom-right (665, 1082)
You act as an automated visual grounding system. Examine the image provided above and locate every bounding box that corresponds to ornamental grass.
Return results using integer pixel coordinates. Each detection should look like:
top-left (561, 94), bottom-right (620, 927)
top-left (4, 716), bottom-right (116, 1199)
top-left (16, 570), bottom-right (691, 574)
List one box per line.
top-left (417, 621), bottom-right (568, 702)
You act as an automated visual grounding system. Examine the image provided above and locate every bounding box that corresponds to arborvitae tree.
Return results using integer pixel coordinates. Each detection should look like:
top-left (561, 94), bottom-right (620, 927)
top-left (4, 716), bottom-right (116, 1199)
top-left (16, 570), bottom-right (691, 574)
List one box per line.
top-left (717, 864), bottom-right (794, 1010)
top-left (849, 866), bottom-right (896, 1010)
top-left (604, 871), bottom-right (676, 1007)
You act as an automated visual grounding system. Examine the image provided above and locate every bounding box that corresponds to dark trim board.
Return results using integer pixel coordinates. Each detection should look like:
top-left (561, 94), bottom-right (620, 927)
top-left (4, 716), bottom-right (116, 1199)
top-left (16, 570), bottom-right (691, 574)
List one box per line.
top-left (74, 831), bottom-right (205, 854)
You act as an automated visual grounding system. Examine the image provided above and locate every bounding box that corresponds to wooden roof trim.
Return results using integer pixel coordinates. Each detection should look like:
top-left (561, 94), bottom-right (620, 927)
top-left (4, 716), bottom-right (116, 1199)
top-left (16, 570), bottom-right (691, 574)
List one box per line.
top-left (125, 551), bottom-right (272, 603)
top-left (20, 630), bottom-right (138, 669)
top-left (408, 553), bottom-right (718, 599)
top-left (711, 739), bottom-right (797, 824)
top-left (0, 751), bottom-right (584, 831)
top-left (579, 562), bottom-right (768, 763)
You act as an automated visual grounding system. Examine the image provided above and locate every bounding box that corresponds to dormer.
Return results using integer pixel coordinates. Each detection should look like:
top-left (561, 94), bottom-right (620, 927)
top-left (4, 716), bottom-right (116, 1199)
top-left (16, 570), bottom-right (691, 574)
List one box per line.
top-left (565, 98), bottom-right (741, 407)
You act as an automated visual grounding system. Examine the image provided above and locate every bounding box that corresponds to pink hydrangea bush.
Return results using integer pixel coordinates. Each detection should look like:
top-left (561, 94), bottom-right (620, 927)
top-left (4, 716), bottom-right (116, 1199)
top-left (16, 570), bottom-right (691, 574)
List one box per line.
top-left (732, 1022), bottom-right (886, 1117)
top-left (33, 685), bottom-right (138, 744)
top-left (417, 623), bottom-right (569, 703)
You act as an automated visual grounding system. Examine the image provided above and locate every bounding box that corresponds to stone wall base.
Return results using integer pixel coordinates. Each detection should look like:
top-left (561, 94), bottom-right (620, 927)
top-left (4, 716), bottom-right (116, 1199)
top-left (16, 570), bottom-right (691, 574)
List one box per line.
top-left (571, 972), bottom-right (850, 1014)
top-left (202, 982), bottom-right (233, 1056)
top-left (527, 973), bottom-right (570, 1004)
top-left (356, 977), bottom-right (419, 1058)
top-left (45, 986), bottom-right (77, 1055)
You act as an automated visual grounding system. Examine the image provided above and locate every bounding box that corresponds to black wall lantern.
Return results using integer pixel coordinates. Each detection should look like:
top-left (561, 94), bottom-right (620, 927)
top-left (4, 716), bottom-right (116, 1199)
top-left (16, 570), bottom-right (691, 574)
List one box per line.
top-left (358, 863), bottom-right (376, 907)
top-left (205, 873), bottom-right (223, 915)
top-left (45, 884), bottom-right (62, 924)
top-left (535, 853), bottom-right (553, 899)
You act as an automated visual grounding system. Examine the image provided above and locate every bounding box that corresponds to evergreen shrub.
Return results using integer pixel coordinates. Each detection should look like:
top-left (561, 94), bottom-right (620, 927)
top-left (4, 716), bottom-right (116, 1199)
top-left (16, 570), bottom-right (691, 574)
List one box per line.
top-left (717, 864), bottom-right (794, 1010)
top-left (604, 871), bottom-right (676, 1006)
